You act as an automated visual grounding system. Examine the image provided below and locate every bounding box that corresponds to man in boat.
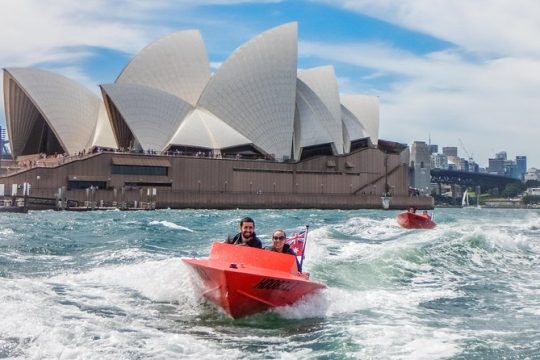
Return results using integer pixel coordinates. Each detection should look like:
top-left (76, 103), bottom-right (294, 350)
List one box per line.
top-left (422, 210), bottom-right (431, 219)
top-left (225, 216), bottom-right (263, 248)
top-left (266, 229), bottom-right (302, 273)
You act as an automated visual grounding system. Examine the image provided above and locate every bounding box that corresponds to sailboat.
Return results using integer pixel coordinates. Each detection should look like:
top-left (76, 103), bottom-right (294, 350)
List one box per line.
top-left (462, 189), bottom-right (470, 207)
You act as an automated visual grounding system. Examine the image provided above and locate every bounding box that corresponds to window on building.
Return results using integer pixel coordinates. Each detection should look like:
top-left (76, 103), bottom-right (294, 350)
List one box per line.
top-left (67, 180), bottom-right (108, 190)
top-left (111, 165), bottom-right (168, 176)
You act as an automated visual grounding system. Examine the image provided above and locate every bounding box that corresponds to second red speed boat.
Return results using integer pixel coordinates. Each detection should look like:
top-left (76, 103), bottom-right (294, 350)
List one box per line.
top-left (397, 210), bottom-right (436, 229)
top-left (182, 242), bottom-right (326, 319)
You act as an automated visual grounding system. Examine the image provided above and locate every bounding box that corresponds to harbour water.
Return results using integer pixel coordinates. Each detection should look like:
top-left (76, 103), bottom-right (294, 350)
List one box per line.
top-left (1, 208), bottom-right (539, 359)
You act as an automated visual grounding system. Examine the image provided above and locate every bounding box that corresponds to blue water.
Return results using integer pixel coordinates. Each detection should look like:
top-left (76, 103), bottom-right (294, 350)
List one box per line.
top-left (1, 208), bottom-right (539, 359)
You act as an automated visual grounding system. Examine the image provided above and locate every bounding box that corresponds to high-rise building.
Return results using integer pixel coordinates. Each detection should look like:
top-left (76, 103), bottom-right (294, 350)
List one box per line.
top-left (410, 141), bottom-right (431, 192)
top-left (442, 146), bottom-right (458, 157)
top-left (431, 153), bottom-right (448, 170)
top-left (503, 160), bottom-right (519, 178)
top-left (427, 144), bottom-right (438, 155)
top-left (447, 155), bottom-right (467, 171)
top-left (495, 151), bottom-right (507, 160)
top-left (516, 156), bottom-right (527, 180)
top-left (488, 157), bottom-right (505, 175)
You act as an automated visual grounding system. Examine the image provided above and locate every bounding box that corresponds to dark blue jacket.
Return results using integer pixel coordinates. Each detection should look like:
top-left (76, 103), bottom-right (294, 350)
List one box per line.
top-left (225, 233), bottom-right (263, 248)
top-left (265, 243), bottom-right (302, 272)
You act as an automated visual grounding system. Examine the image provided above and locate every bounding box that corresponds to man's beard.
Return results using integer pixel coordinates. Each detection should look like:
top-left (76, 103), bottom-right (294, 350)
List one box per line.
top-left (242, 231), bottom-right (253, 240)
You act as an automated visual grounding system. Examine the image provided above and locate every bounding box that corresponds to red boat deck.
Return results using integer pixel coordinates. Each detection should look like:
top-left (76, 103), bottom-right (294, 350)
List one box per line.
top-left (183, 242), bottom-right (325, 318)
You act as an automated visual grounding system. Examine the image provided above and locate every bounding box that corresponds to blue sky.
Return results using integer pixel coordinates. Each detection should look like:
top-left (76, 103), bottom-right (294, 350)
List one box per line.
top-left (1, 0), bottom-right (539, 168)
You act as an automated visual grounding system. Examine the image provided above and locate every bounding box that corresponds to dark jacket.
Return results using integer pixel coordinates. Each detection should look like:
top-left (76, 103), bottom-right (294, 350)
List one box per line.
top-left (225, 233), bottom-right (263, 248)
top-left (265, 243), bottom-right (296, 255)
top-left (265, 243), bottom-right (302, 272)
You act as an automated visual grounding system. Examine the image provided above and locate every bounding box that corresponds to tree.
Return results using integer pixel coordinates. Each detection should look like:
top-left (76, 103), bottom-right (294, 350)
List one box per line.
top-left (501, 182), bottom-right (526, 198)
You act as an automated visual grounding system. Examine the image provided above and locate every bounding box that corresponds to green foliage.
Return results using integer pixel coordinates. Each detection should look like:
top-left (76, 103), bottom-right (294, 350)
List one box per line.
top-left (501, 182), bottom-right (526, 198)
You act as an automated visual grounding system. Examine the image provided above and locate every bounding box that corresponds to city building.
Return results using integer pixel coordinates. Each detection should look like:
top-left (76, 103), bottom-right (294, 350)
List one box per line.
top-left (496, 151), bottom-right (507, 160)
top-left (516, 156), bottom-right (527, 180)
top-left (525, 168), bottom-right (540, 182)
top-left (442, 146), bottom-right (458, 157)
top-left (430, 153), bottom-right (448, 170)
top-left (410, 141), bottom-right (431, 193)
top-left (488, 157), bottom-right (506, 175)
top-left (503, 160), bottom-right (520, 179)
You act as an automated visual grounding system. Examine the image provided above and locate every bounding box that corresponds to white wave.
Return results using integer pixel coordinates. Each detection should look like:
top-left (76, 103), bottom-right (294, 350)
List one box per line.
top-left (87, 248), bottom-right (159, 267)
top-left (0, 261), bottom-right (243, 359)
top-left (0, 227), bottom-right (15, 236)
top-left (347, 322), bottom-right (464, 359)
top-left (272, 290), bottom-right (329, 319)
top-left (333, 216), bottom-right (404, 240)
top-left (51, 257), bottom-right (196, 304)
top-left (271, 279), bottom-right (466, 358)
top-left (302, 223), bottom-right (438, 265)
top-left (149, 220), bottom-right (194, 232)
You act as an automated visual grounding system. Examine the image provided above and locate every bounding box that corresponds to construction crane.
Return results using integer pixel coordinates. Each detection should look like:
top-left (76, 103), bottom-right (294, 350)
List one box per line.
top-left (458, 138), bottom-right (474, 162)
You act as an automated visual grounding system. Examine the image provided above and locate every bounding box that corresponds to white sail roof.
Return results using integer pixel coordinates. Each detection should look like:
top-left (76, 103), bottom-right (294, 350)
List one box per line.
top-left (297, 66), bottom-right (344, 155)
top-left (116, 30), bottom-right (211, 106)
top-left (198, 23), bottom-right (298, 160)
top-left (3, 67), bottom-right (114, 157)
top-left (90, 103), bottom-right (118, 150)
top-left (168, 108), bottom-right (251, 149)
top-left (101, 83), bottom-right (193, 152)
top-left (341, 104), bottom-right (369, 153)
top-left (341, 95), bottom-right (380, 145)
top-left (3, 23), bottom-right (386, 162)
top-left (294, 79), bottom-right (341, 160)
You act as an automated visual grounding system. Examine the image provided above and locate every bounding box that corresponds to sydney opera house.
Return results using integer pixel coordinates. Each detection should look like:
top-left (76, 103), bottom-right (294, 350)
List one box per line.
top-left (2, 23), bottom-right (431, 209)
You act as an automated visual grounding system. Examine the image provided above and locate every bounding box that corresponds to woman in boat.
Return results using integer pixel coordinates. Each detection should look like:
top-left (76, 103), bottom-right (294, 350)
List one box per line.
top-left (225, 216), bottom-right (263, 248)
top-left (266, 229), bottom-right (302, 272)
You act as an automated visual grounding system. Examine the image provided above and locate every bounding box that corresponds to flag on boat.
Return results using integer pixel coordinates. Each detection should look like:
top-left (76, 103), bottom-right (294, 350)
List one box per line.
top-left (286, 231), bottom-right (306, 257)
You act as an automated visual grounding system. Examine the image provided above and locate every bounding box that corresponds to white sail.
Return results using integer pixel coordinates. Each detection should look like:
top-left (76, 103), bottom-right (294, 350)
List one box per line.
top-left (462, 189), bottom-right (470, 207)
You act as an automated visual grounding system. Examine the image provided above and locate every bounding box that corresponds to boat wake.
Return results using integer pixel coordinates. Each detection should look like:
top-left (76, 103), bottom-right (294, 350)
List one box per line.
top-left (149, 220), bottom-right (194, 232)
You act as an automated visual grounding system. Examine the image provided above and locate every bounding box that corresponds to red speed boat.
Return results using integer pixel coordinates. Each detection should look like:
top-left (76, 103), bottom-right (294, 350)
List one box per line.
top-left (397, 211), bottom-right (436, 229)
top-left (182, 242), bottom-right (326, 319)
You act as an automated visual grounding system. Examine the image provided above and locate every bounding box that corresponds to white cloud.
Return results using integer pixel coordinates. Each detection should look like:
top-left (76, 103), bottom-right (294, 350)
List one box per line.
top-left (305, 0), bottom-right (540, 167)
top-left (300, 38), bottom-right (540, 166)
top-left (313, 0), bottom-right (540, 57)
top-left (0, 1), bottom-right (172, 67)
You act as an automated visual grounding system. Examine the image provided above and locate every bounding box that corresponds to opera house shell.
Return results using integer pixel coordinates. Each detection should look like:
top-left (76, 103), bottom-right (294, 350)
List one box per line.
top-left (4, 22), bottom-right (376, 161)
top-left (2, 22), bottom-right (429, 209)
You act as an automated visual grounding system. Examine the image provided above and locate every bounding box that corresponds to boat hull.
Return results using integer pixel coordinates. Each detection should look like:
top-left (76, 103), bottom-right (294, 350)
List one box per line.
top-left (183, 242), bottom-right (325, 318)
top-left (397, 212), bottom-right (436, 229)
